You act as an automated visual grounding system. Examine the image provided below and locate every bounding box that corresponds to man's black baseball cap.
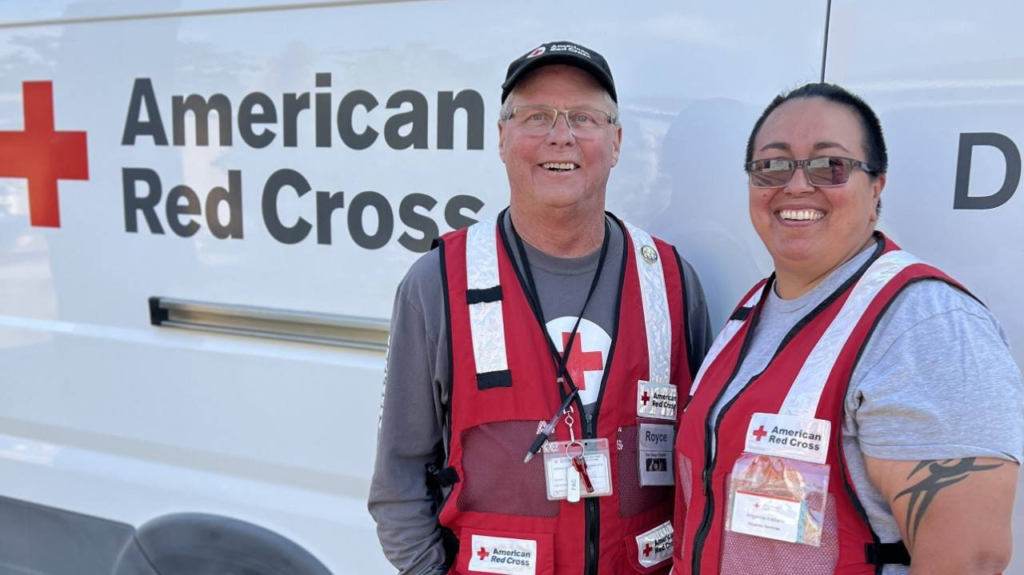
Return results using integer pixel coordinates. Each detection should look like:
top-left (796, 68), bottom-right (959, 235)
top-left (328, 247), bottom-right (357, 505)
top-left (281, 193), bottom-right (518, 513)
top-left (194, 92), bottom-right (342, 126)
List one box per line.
top-left (501, 41), bottom-right (617, 103)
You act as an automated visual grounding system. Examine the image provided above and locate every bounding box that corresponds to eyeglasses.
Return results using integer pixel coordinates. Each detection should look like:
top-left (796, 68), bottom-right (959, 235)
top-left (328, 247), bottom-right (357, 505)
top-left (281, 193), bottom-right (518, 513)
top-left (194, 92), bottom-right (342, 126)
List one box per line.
top-left (745, 156), bottom-right (875, 188)
top-left (504, 105), bottom-right (617, 138)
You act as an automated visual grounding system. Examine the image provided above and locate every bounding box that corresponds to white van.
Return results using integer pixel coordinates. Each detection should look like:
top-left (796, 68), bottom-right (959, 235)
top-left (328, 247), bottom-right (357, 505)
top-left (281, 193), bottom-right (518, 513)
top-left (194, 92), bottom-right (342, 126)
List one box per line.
top-left (1, 0), bottom-right (1021, 572)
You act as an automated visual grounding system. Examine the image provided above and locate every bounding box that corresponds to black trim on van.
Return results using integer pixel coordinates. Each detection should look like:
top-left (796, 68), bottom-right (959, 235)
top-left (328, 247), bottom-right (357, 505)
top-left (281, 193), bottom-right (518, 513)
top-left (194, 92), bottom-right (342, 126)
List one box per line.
top-left (0, 496), bottom-right (331, 575)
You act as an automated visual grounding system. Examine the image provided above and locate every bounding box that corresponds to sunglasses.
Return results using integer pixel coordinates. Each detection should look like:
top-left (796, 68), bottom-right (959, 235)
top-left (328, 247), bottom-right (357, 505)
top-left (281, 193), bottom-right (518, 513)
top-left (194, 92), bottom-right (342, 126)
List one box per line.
top-left (745, 156), bottom-right (875, 188)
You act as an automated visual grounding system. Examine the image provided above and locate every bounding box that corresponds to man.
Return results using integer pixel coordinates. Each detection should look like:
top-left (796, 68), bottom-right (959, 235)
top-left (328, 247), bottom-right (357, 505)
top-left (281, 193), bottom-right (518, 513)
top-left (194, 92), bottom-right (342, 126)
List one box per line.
top-left (369, 41), bottom-right (712, 574)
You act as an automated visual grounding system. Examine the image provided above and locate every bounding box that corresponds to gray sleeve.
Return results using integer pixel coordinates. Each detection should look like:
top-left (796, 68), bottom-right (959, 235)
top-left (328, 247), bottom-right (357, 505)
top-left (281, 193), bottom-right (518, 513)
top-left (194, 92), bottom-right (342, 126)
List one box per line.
top-left (847, 281), bottom-right (1024, 464)
top-left (368, 251), bottom-right (450, 575)
top-left (678, 252), bottom-right (714, 379)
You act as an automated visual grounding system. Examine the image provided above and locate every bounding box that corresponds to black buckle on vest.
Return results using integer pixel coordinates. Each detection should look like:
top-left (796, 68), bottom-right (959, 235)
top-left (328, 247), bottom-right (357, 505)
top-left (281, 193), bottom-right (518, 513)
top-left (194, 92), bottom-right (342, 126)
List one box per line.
top-left (476, 369), bottom-right (512, 390)
top-left (466, 286), bottom-right (503, 304)
top-left (865, 541), bottom-right (911, 566)
top-left (730, 306), bottom-right (752, 322)
top-left (426, 463), bottom-right (460, 489)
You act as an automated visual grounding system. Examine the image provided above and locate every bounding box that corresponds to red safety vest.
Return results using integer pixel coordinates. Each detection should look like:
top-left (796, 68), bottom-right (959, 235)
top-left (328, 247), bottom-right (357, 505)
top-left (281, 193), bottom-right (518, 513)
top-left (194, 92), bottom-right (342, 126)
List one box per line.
top-left (673, 234), bottom-right (965, 575)
top-left (437, 215), bottom-right (692, 575)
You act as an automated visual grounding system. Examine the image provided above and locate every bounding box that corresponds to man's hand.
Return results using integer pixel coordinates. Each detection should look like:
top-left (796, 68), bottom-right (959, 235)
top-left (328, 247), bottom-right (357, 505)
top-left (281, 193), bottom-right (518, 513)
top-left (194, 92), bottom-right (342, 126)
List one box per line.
top-left (865, 455), bottom-right (1018, 575)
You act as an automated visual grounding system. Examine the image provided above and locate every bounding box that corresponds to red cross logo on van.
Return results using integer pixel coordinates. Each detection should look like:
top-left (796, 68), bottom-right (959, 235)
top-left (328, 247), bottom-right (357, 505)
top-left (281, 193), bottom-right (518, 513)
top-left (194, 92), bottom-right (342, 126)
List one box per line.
top-left (0, 81), bottom-right (89, 228)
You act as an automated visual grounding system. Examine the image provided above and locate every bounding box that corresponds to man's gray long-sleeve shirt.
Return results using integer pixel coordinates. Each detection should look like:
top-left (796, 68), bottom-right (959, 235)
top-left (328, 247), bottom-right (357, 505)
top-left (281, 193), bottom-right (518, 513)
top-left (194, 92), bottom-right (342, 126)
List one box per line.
top-left (368, 214), bottom-right (712, 574)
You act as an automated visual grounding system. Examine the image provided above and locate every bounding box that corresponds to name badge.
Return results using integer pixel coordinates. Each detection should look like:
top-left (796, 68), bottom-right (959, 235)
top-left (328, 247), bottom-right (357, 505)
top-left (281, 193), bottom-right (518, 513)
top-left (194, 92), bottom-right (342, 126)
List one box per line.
top-left (468, 534), bottom-right (538, 574)
top-left (725, 452), bottom-right (830, 547)
top-left (729, 490), bottom-right (802, 544)
top-left (542, 438), bottom-right (612, 500)
top-left (635, 521), bottom-right (673, 568)
top-left (636, 380), bottom-right (677, 421)
top-left (637, 423), bottom-right (674, 486)
top-left (744, 413), bottom-right (830, 464)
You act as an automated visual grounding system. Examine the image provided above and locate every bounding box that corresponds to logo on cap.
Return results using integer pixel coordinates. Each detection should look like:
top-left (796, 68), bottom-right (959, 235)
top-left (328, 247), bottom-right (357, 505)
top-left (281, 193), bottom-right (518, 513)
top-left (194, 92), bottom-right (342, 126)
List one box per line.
top-left (527, 46), bottom-right (546, 58)
top-left (549, 43), bottom-right (591, 59)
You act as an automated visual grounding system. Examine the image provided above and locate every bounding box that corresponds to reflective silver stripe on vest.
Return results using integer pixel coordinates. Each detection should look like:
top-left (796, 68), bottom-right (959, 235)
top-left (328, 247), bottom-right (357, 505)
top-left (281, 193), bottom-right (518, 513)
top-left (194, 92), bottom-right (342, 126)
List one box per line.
top-left (624, 222), bottom-right (672, 386)
top-left (465, 218), bottom-right (509, 376)
top-left (779, 250), bottom-right (921, 419)
top-left (688, 288), bottom-right (765, 398)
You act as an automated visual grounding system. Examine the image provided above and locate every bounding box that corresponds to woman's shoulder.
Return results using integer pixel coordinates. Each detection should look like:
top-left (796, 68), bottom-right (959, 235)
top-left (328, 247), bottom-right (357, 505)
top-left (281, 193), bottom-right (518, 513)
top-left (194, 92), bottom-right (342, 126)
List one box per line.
top-left (847, 272), bottom-right (1024, 464)
top-left (879, 273), bottom-right (1003, 340)
top-left (852, 271), bottom-right (1019, 399)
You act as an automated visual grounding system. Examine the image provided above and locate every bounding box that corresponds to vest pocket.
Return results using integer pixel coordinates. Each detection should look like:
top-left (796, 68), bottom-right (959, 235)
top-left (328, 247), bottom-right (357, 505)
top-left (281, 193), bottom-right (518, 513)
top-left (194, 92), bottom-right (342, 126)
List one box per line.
top-left (457, 420), bottom-right (559, 517)
top-left (617, 424), bottom-right (674, 517)
top-left (454, 527), bottom-right (554, 575)
top-left (674, 455), bottom-right (693, 566)
top-left (678, 455), bottom-right (693, 508)
top-left (718, 471), bottom-right (839, 574)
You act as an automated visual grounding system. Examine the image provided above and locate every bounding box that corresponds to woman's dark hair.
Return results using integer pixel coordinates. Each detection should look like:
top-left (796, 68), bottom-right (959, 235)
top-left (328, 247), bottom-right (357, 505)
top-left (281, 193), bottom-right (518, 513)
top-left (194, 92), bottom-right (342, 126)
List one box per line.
top-left (745, 82), bottom-right (888, 177)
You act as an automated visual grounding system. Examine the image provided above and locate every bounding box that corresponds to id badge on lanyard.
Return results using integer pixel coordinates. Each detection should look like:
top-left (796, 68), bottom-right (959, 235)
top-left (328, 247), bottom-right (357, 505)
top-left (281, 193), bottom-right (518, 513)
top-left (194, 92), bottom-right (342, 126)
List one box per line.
top-left (543, 438), bottom-right (613, 502)
top-left (725, 413), bottom-right (831, 547)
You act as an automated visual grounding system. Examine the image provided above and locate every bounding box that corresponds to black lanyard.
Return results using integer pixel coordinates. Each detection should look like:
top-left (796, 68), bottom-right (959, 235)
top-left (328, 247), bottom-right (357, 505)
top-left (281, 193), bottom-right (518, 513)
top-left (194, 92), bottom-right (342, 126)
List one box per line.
top-left (505, 210), bottom-right (611, 400)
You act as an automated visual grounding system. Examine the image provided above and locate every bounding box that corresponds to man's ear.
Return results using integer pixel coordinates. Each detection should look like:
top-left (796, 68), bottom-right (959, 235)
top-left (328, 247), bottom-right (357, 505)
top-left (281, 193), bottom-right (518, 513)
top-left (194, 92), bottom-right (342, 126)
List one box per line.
top-left (610, 123), bottom-right (622, 167)
top-left (498, 121), bottom-right (507, 164)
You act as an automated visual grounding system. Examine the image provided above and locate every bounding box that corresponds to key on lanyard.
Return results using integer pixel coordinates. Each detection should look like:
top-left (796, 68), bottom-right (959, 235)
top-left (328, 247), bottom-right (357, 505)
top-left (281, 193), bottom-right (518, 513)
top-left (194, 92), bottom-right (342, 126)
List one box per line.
top-left (571, 455), bottom-right (595, 494)
top-left (565, 437), bottom-right (592, 503)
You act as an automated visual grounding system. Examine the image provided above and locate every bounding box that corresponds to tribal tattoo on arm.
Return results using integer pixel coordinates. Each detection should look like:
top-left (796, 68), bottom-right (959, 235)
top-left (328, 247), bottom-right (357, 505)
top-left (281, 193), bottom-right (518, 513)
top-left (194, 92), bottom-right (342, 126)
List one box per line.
top-left (894, 458), bottom-right (1004, 546)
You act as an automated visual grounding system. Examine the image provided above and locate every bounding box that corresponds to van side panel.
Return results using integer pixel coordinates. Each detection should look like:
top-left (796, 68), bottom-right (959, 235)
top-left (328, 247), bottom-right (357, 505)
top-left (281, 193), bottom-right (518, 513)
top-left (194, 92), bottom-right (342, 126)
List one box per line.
top-left (18, 0), bottom-right (1023, 572)
top-left (825, 1), bottom-right (1024, 573)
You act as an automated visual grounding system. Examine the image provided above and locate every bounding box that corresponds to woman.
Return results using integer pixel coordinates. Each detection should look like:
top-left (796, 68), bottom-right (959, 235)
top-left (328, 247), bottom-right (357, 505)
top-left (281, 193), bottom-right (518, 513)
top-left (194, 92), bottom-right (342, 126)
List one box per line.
top-left (671, 83), bottom-right (1023, 575)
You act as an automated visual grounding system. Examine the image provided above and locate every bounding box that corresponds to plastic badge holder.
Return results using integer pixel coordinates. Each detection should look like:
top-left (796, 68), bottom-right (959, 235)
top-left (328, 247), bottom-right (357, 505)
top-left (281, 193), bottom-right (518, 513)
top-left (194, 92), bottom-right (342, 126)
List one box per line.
top-left (542, 438), bottom-right (613, 500)
top-left (724, 453), bottom-right (830, 547)
top-left (637, 422), bottom-right (674, 486)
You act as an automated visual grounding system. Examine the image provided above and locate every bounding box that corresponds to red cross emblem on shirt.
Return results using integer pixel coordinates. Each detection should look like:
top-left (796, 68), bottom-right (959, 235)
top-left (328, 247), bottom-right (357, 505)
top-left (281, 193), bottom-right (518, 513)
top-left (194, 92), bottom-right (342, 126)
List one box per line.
top-left (561, 332), bottom-right (604, 390)
top-left (477, 547), bottom-right (490, 560)
top-left (0, 81), bottom-right (89, 228)
top-left (640, 390), bottom-right (651, 405)
top-left (752, 425), bottom-right (768, 441)
top-left (643, 543), bottom-right (653, 557)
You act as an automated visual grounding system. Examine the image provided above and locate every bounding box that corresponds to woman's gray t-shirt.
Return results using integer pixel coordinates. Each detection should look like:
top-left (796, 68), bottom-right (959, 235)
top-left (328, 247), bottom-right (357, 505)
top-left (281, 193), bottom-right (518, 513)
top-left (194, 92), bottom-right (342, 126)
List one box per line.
top-left (706, 242), bottom-right (1024, 574)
